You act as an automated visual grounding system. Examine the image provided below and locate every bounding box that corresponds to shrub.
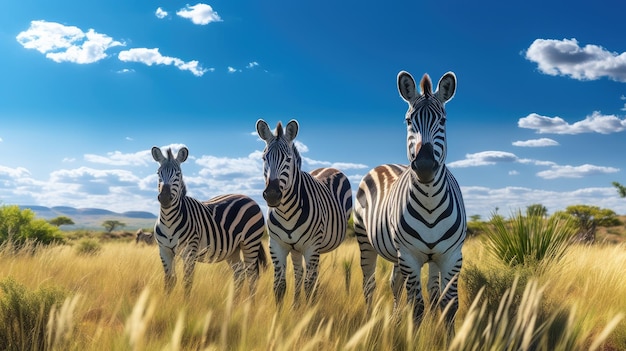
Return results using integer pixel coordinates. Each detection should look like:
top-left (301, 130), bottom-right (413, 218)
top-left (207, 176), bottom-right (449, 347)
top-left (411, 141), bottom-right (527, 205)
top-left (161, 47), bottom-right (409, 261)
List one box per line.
top-left (484, 211), bottom-right (578, 267)
top-left (0, 205), bottom-right (64, 246)
top-left (0, 277), bottom-right (67, 350)
top-left (75, 238), bottom-right (102, 256)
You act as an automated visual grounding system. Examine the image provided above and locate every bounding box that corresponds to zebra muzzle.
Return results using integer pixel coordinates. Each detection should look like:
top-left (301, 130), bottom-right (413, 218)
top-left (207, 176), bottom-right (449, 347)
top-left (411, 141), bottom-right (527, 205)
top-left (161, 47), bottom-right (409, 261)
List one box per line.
top-left (158, 184), bottom-right (173, 208)
top-left (411, 143), bottom-right (439, 183)
top-left (263, 179), bottom-right (282, 207)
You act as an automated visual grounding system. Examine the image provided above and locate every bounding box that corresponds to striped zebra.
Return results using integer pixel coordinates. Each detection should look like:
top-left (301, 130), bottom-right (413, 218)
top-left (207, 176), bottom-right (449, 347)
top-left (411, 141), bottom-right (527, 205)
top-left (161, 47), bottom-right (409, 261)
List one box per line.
top-left (353, 71), bottom-right (467, 327)
top-left (135, 229), bottom-right (155, 245)
top-left (152, 146), bottom-right (267, 296)
top-left (256, 119), bottom-right (353, 304)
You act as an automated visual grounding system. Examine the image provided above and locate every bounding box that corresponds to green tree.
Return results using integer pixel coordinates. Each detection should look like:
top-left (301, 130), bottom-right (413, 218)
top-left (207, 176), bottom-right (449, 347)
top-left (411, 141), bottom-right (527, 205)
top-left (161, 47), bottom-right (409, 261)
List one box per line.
top-left (526, 204), bottom-right (548, 218)
top-left (102, 220), bottom-right (126, 233)
top-left (0, 205), bottom-right (64, 245)
top-left (613, 181), bottom-right (626, 198)
top-left (563, 205), bottom-right (622, 243)
top-left (48, 216), bottom-right (74, 227)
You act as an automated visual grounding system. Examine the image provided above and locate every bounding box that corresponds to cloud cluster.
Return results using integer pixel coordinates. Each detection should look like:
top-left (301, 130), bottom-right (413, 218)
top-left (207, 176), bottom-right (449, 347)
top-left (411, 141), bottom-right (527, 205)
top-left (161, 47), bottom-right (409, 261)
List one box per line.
top-left (519, 111), bottom-right (626, 134)
top-left (176, 4), bottom-right (222, 25)
top-left (448, 150), bottom-right (619, 180)
top-left (15, 20), bottom-right (124, 64)
top-left (118, 48), bottom-right (209, 77)
top-left (525, 38), bottom-right (626, 82)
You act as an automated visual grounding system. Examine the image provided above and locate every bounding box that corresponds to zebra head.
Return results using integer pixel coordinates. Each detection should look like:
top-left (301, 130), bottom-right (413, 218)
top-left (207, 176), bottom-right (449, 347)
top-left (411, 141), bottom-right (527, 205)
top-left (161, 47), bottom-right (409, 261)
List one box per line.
top-left (256, 119), bottom-right (301, 208)
top-left (398, 71), bottom-right (456, 183)
top-left (151, 146), bottom-right (189, 209)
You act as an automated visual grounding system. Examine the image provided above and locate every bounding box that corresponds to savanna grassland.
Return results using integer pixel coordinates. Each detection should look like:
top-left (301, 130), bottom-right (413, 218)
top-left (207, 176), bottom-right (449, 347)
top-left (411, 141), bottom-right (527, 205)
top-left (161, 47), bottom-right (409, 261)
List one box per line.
top-left (0, 229), bottom-right (625, 351)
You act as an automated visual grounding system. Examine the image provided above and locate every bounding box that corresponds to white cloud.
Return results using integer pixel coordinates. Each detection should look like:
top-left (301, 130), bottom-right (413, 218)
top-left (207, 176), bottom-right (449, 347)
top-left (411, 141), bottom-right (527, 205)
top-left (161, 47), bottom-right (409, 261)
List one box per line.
top-left (155, 7), bottom-right (168, 19)
top-left (16, 20), bottom-right (124, 64)
top-left (227, 66), bottom-right (240, 73)
top-left (118, 48), bottom-right (209, 76)
top-left (448, 150), bottom-right (618, 180)
top-left (536, 164), bottom-right (619, 179)
top-left (462, 186), bottom-right (626, 219)
top-left (525, 38), bottom-right (626, 82)
top-left (176, 3), bottom-right (222, 25)
top-left (518, 111), bottom-right (626, 134)
top-left (247, 62), bottom-right (259, 69)
top-left (512, 138), bottom-right (559, 147)
top-left (84, 150), bottom-right (153, 166)
top-left (448, 151), bottom-right (519, 168)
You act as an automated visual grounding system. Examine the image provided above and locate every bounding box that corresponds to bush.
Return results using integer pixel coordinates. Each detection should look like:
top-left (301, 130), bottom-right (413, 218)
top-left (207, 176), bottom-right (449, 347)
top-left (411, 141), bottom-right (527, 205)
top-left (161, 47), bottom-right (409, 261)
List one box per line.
top-left (0, 277), bottom-right (67, 350)
top-left (484, 211), bottom-right (578, 267)
top-left (75, 239), bottom-right (102, 256)
top-left (0, 206), bottom-right (64, 246)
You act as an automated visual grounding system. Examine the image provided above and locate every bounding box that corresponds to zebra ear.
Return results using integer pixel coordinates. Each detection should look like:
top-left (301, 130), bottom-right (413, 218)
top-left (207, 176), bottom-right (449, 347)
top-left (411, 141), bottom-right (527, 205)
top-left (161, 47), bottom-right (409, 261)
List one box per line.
top-left (398, 71), bottom-right (418, 102)
top-left (176, 147), bottom-right (189, 163)
top-left (435, 72), bottom-right (456, 103)
top-left (151, 147), bottom-right (166, 163)
top-left (256, 119), bottom-right (273, 142)
top-left (285, 120), bottom-right (299, 142)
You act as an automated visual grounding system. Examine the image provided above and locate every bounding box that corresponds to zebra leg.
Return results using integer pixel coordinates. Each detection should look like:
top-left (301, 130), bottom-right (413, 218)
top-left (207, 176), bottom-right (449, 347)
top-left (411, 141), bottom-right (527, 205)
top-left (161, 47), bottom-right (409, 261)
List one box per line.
top-left (291, 250), bottom-right (305, 303)
top-left (159, 246), bottom-right (177, 294)
top-left (390, 263), bottom-right (404, 313)
top-left (427, 262), bottom-right (442, 312)
top-left (226, 249), bottom-right (245, 294)
top-left (181, 249), bottom-right (198, 298)
top-left (303, 250), bottom-right (321, 303)
top-left (355, 226), bottom-right (377, 308)
top-left (399, 249), bottom-right (425, 325)
top-left (438, 252), bottom-right (463, 331)
top-left (269, 237), bottom-right (289, 305)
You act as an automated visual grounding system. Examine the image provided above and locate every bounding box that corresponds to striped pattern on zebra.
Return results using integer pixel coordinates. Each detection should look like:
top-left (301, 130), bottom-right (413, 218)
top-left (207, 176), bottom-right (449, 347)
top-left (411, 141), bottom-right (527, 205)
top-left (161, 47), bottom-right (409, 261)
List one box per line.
top-left (135, 229), bottom-right (155, 245)
top-left (152, 146), bottom-right (267, 296)
top-left (353, 71), bottom-right (467, 327)
top-left (256, 119), bottom-right (353, 304)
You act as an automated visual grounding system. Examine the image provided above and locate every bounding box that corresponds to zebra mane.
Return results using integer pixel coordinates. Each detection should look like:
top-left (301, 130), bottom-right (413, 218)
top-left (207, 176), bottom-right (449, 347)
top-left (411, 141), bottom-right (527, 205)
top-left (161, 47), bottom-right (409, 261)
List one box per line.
top-left (420, 74), bottom-right (433, 97)
top-left (166, 148), bottom-right (175, 161)
top-left (292, 143), bottom-right (302, 169)
top-left (276, 122), bottom-right (284, 138)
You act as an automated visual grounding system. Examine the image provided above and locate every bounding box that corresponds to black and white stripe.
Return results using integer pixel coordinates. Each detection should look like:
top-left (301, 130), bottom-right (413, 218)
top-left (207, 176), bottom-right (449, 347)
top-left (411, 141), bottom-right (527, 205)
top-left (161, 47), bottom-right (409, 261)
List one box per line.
top-left (256, 119), bottom-right (353, 303)
top-left (353, 71), bottom-right (466, 327)
top-left (152, 146), bottom-right (267, 296)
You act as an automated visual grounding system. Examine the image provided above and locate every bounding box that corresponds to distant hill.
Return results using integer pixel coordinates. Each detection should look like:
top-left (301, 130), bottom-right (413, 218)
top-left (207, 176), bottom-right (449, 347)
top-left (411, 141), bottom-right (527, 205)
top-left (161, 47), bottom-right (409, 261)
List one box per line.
top-left (18, 205), bottom-right (157, 231)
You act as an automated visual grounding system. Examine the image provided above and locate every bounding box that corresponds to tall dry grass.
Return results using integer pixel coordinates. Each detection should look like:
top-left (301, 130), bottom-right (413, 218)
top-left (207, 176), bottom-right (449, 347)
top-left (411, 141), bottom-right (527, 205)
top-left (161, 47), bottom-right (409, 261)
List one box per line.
top-left (0, 238), bottom-right (624, 350)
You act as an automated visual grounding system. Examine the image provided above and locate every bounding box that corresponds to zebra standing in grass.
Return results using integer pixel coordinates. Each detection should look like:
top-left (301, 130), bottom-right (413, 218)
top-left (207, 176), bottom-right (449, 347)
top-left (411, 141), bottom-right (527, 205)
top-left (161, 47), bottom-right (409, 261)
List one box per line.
top-left (353, 71), bottom-right (466, 327)
top-left (152, 146), bottom-right (267, 296)
top-left (256, 119), bottom-right (353, 304)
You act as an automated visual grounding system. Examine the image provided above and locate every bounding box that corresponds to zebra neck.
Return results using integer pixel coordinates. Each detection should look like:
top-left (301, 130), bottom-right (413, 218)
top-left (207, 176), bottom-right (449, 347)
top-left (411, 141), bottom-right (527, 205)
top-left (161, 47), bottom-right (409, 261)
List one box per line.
top-left (409, 167), bottom-right (447, 199)
top-left (158, 197), bottom-right (185, 226)
top-left (273, 171), bottom-right (305, 214)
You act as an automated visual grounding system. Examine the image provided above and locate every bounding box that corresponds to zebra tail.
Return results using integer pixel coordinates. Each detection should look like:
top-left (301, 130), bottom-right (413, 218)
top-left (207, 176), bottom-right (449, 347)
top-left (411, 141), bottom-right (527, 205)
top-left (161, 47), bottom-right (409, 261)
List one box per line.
top-left (257, 245), bottom-right (269, 271)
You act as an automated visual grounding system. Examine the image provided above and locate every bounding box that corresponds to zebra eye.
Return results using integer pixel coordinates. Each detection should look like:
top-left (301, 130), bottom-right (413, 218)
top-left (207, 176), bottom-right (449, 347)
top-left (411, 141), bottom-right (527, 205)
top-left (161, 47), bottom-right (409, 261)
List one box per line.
top-left (440, 117), bottom-right (447, 126)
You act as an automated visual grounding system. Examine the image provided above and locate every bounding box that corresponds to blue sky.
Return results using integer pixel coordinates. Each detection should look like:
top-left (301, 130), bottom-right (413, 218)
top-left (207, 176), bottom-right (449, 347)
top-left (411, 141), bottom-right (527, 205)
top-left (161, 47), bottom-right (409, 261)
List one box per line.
top-left (1, 0), bottom-right (626, 220)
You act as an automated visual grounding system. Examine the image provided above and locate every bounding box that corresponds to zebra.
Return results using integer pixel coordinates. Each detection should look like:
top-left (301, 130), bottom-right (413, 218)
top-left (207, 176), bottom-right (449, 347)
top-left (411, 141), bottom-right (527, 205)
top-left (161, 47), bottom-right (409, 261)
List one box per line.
top-left (353, 71), bottom-right (467, 328)
top-left (135, 229), bottom-right (156, 245)
top-left (151, 146), bottom-right (267, 296)
top-left (256, 119), bottom-right (353, 304)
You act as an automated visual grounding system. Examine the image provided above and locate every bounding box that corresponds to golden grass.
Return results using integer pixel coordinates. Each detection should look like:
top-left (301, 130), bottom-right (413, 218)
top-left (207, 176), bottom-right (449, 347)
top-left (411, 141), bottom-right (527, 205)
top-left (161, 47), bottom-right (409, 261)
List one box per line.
top-left (0, 237), bottom-right (624, 350)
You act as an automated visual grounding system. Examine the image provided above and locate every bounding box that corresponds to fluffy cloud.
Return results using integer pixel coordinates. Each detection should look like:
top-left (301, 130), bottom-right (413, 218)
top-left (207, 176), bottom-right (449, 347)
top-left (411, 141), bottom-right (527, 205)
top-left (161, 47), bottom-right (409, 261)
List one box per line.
top-left (16, 20), bottom-right (124, 64)
top-left (448, 150), bottom-right (618, 180)
top-left (155, 7), bottom-right (168, 19)
top-left (519, 111), bottom-right (626, 134)
top-left (118, 48), bottom-right (209, 76)
top-left (536, 164), bottom-right (619, 179)
top-left (84, 150), bottom-right (154, 166)
top-left (462, 186), bottom-right (626, 219)
top-left (176, 4), bottom-right (222, 25)
top-left (512, 138), bottom-right (559, 147)
top-left (525, 38), bottom-right (626, 82)
top-left (448, 151), bottom-right (519, 168)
